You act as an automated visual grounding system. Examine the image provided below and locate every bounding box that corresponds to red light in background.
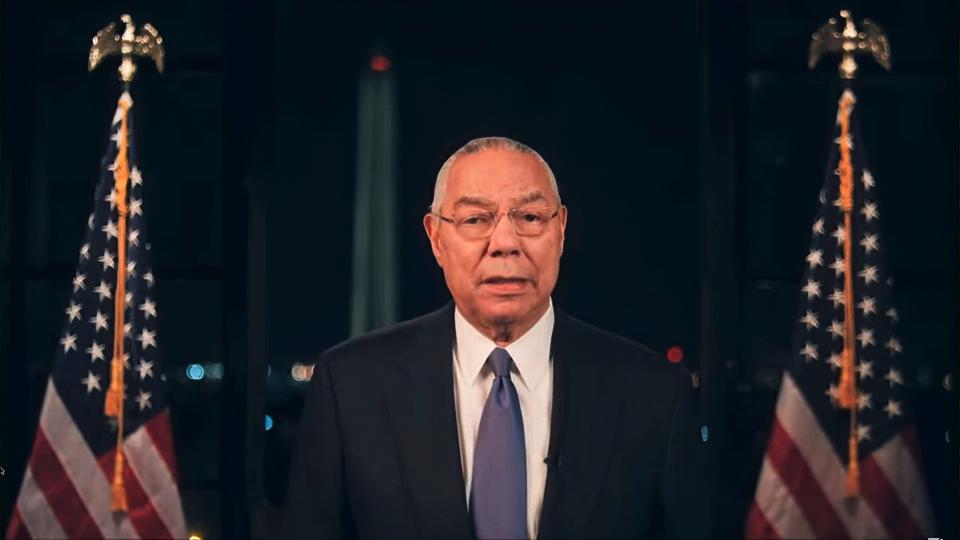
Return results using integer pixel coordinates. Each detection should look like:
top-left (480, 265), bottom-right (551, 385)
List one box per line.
top-left (666, 346), bottom-right (684, 364)
top-left (370, 55), bottom-right (391, 72)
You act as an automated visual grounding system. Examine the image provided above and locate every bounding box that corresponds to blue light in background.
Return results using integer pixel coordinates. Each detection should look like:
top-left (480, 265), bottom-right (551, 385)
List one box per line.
top-left (186, 363), bottom-right (205, 381)
top-left (700, 425), bottom-right (709, 442)
top-left (265, 414), bottom-right (274, 431)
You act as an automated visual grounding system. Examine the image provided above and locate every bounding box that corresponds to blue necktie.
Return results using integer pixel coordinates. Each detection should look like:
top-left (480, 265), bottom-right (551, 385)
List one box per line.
top-left (470, 347), bottom-right (528, 539)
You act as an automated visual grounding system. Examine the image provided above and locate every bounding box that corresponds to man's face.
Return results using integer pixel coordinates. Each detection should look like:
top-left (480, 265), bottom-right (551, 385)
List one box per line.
top-left (424, 149), bottom-right (567, 335)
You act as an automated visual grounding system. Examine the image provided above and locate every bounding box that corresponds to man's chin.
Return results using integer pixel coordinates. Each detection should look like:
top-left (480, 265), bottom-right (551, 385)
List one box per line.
top-left (476, 297), bottom-right (540, 326)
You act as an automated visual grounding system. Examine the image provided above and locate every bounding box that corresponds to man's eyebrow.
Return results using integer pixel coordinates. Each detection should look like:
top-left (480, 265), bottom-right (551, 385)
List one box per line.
top-left (452, 196), bottom-right (496, 209)
top-left (515, 191), bottom-right (548, 206)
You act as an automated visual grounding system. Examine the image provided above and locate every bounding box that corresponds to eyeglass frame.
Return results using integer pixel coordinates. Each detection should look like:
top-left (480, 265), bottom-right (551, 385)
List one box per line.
top-left (431, 205), bottom-right (564, 238)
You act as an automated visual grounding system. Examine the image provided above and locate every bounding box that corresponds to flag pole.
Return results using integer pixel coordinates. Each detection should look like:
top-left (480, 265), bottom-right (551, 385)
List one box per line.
top-left (87, 13), bottom-right (165, 513)
top-left (808, 9), bottom-right (891, 498)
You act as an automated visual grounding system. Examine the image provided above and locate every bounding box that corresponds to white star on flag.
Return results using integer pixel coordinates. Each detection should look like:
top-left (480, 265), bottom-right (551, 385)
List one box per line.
top-left (856, 360), bottom-right (874, 379)
top-left (828, 352), bottom-right (842, 371)
top-left (800, 343), bottom-right (818, 362)
top-left (137, 328), bottom-right (157, 349)
top-left (129, 198), bottom-right (143, 217)
top-left (856, 423), bottom-right (872, 441)
top-left (886, 367), bottom-right (904, 387)
top-left (885, 337), bottom-right (903, 354)
top-left (137, 359), bottom-right (155, 380)
top-left (86, 341), bottom-right (105, 362)
top-left (861, 202), bottom-right (879, 221)
top-left (95, 281), bottom-right (112, 302)
top-left (139, 298), bottom-right (157, 320)
top-left (862, 169), bottom-right (875, 190)
top-left (73, 272), bottom-right (87, 292)
top-left (857, 392), bottom-right (872, 411)
top-left (105, 188), bottom-right (118, 210)
top-left (801, 311), bottom-right (819, 330)
top-left (860, 233), bottom-right (879, 253)
top-left (127, 260), bottom-right (137, 278)
top-left (828, 320), bottom-right (844, 339)
top-left (129, 229), bottom-right (140, 247)
top-left (886, 307), bottom-right (899, 322)
top-left (65, 302), bottom-right (82, 322)
top-left (130, 166), bottom-right (143, 186)
top-left (806, 249), bottom-right (823, 269)
top-left (144, 271), bottom-right (155, 287)
top-left (801, 279), bottom-right (821, 300)
top-left (830, 256), bottom-right (845, 277)
top-left (102, 219), bottom-right (118, 240)
top-left (79, 243), bottom-right (91, 260)
top-left (858, 296), bottom-right (877, 316)
top-left (812, 218), bottom-right (825, 235)
top-left (60, 332), bottom-right (78, 353)
top-left (81, 371), bottom-right (102, 394)
top-left (135, 390), bottom-right (153, 411)
top-left (99, 250), bottom-right (116, 271)
top-left (829, 289), bottom-right (845, 307)
top-left (857, 328), bottom-right (875, 348)
top-left (89, 310), bottom-right (109, 333)
top-left (832, 224), bottom-right (846, 246)
top-left (884, 399), bottom-right (902, 419)
top-left (859, 265), bottom-right (879, 284)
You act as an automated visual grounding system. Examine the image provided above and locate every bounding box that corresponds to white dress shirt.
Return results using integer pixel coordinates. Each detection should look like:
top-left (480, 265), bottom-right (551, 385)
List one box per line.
top-left (452, 301), bottom-right (554, 539)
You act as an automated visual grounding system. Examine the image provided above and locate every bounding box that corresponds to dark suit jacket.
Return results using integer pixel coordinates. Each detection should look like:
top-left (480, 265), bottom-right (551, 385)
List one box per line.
top-left (283, 303), bottom-right (711, 539)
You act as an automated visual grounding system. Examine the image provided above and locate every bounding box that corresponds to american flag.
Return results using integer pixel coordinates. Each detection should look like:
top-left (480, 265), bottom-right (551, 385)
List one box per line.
top-left (5, 93), bottom-right (187, 539)
top-left (745, 89), bottom-right (936, 539)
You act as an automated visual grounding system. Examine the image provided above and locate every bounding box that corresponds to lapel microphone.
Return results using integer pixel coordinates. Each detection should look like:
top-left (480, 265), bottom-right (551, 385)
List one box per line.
top-left (543, 450), bottom-right (562, 470)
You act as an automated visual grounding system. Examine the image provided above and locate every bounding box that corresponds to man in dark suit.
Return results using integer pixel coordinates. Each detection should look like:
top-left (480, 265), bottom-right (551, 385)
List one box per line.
top-left (284, 137), bottom-right (711, 539)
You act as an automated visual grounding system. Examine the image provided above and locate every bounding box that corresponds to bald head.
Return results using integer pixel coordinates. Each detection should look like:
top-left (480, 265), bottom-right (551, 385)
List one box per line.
top-left (431, 136), bottom-right (560, 213)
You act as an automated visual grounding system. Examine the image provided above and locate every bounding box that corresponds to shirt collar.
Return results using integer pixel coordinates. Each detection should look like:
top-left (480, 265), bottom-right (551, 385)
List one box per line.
top-left (454, 299), bottom-right (554, 392)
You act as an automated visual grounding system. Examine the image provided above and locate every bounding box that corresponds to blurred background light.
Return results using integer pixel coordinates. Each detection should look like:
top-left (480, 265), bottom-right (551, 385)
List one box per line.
top-left (186, 363), bottom-right (205, 381)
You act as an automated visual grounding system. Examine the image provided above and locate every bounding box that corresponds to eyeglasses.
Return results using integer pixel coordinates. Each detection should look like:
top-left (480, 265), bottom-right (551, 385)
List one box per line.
top-left (433, 206), bottom-right (562, 239)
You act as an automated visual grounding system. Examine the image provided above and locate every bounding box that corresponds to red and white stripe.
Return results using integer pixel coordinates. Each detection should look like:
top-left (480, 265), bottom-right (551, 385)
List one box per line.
top-left (5, 380), bottom-right (186, 539)
top-left (747, 373), bottom-right (935, 539)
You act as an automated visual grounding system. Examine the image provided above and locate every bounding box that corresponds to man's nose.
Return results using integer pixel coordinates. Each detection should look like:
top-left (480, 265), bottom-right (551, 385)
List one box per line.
top-left (487, 213), bottom-right (521, 257)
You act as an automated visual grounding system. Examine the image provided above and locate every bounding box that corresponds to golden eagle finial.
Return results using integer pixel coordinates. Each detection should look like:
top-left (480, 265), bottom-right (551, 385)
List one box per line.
top-left (809, 10), bottom-right (891, 79)
top-left (89, 14), bottom-right (164, 85)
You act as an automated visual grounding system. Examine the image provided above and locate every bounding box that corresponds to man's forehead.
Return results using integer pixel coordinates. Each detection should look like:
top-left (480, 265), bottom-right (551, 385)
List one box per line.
top-left (452, 191), bottom-right (549, 209)
top-left (451, 148), bottom-right (547, 176)
top-left (446, 150), bottom-right (553, 197)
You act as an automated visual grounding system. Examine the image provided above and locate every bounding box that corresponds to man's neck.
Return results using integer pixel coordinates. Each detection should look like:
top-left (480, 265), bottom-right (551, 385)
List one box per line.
top-left (461, 301), bottom-right (551, 347)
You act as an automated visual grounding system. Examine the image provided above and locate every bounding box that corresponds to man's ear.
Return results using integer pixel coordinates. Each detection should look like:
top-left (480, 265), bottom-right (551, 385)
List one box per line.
top-left (423, 213), bottom-right (444, 267)
top-left (557, 205), bottom-right (568, 255)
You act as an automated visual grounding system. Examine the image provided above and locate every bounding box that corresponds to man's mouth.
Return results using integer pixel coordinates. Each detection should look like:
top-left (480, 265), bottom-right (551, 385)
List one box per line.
top-left (483, 277), bottom-right (528, 284)
top-left (481, 277), bottom-right (530, 292)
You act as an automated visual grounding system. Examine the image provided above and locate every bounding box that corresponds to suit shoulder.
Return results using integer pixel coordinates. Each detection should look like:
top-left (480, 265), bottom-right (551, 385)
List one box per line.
top-left (317, 306), bottom-right (450, 369)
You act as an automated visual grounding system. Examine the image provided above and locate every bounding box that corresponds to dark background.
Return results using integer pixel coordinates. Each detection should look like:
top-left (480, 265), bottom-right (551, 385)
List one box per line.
top-left (1, 1), bottom-right (956, 539)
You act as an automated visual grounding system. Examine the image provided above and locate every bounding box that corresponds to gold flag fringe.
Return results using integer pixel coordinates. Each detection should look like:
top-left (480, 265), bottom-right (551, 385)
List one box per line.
top-left (835, 89), bottom-right (860, 497)
top-left (103, 93), bottom-right (132, 512)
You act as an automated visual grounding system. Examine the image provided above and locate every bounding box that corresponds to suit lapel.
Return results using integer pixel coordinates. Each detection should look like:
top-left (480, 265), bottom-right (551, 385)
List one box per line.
top-left (538, 309), bottom-right (620, 538)
top-left (386, 303), bottom-right (474, 539)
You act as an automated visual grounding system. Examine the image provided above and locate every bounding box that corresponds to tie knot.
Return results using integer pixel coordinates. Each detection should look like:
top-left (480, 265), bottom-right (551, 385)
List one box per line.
top-left (486, 348), bottom-right (513, 377)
